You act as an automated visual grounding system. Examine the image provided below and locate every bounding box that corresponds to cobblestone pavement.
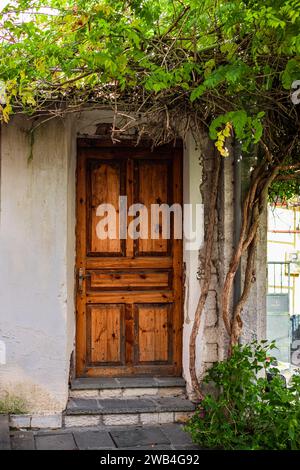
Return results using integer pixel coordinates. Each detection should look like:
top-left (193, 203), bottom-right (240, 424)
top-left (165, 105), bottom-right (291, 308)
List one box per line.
top-left (10, 423), bottom-right (200, 450)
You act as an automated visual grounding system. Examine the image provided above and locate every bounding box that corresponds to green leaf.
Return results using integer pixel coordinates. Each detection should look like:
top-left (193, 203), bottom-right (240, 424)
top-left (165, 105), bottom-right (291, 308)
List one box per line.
top-left (282, 59), bottom-right (300, 90)
top-left (190, 84), bottom-right (206, 102)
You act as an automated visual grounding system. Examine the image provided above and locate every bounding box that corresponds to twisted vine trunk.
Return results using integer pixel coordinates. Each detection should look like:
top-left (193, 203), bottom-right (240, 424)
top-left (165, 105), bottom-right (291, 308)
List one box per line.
top-left (189, 144), bottom-right (284, 399)
top-left (189, 153), bottom-right (221, 399)
top-left (225, 163), bottom-right (280, 353)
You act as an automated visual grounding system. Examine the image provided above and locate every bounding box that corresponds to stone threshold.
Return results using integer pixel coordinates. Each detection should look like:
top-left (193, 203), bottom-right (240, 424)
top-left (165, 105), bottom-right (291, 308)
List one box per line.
top-left (71, 376), bottom-right (186, 390)
top-left (64, 396), bottom-right (195, 427)
top-left (66, 396), bottom-right (195, 415)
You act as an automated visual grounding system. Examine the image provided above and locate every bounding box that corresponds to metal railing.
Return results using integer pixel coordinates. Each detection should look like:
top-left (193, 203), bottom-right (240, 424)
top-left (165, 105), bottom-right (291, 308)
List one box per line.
top-left (267, 261), bottom-right (291, 294)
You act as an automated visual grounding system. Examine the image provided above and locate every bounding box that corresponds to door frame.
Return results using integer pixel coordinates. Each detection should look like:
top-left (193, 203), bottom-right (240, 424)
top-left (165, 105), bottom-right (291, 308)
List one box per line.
top-left (75, 137), bottom-right (184, 377)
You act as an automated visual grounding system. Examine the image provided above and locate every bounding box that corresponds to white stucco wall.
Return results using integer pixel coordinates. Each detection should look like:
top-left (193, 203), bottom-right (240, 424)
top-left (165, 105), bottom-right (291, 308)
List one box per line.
top-left (0, 115), bottom-right (75, 413)
top-left (182, 134), bottom-right (203, 392)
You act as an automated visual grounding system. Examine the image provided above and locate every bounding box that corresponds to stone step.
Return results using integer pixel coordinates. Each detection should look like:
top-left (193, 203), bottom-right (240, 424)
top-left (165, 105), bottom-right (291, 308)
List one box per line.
top-left (64, 396), bottom-right (195, 427)
top-left (70, 377), bottom-right (186, 399)
top-left (0, 415), bottom-right (11, 450)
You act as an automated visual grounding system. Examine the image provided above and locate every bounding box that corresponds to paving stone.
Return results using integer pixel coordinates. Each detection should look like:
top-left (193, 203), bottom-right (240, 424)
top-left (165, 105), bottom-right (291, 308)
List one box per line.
top-left (115, 398), bottom-right (156, 412)
top-left (36, 427), bottom-right (97, 435)
top-left (74, 430), bottom-right (116, 449)
top-left (67, 399), bottom-right (100, 414)
top-left (99, 398), bottom-right (155, 414)
top-left (110, 426), bottom-right (170, 448)
top-left (172, 444), bottom-right (201, 450)
top-left (8, 424), bottom-right (201, 451)
top-left (10, 431), bottom-right (35, 450)
top-left (155, 377), bottom-right (186, 387)
top-left (67, 396), bottom-right (195, 416)
top-left (155, 397), bottom-right (195, 412)
top-left (118, 445), bottom-right (173, 450)
top-left (31, 414), bottom-right (62, 429)
top-left (35, 433), bottom-right (77, 450)
top-left (160, 424), bottom-right (195, 445)
top-left (9, 414), bottom-right (31, 429)
top-left (71, 377), bottom-right (186, 392)
top-left (64, 415), bottom-right (100, 427)
top-left (93, 398), bottom-right (154, 414)
top-left (0, 415), bottom-right (10, 450)
top-left (71, 378), bottom-right (120, 390)
top-left (117, 377), bottom-right (160, 388)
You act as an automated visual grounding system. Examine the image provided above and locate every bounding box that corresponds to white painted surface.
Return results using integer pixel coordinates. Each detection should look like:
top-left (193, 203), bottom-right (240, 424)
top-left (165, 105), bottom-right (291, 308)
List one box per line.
top-left (0, 115), bottom-right (75, 412)
top-left (0, 340), bottom-right (6, 365)
top-left (182, 134), bottom-right (203, 391)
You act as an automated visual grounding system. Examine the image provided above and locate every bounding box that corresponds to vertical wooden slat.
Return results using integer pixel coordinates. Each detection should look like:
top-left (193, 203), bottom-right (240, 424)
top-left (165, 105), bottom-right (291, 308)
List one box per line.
top-left (125, 304), bottom-right (134, 365)
top-left (171, 147), bottom-right (183, 375)
top-left (126, 158), bottom-right (134, 257)
top-left (89, 160), bottom-right (124, 255)
top-left (135, 160), bottom-right (170, 255)
top-left (76, 148), bottom-right (87, 376)
top-left (89, 305), bottom-right (123, 364)
top-left (137, 304), bottom-right (169, 362)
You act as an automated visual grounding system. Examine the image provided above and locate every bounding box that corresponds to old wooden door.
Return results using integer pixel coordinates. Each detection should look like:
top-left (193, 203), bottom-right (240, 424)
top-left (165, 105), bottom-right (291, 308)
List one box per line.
top-left (76, 139), bottom-right (183, 377)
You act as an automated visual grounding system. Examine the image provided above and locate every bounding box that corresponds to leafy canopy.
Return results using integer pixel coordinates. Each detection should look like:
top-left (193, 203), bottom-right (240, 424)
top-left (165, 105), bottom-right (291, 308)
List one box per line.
top-left (0, 0), bottom-right (299, 169)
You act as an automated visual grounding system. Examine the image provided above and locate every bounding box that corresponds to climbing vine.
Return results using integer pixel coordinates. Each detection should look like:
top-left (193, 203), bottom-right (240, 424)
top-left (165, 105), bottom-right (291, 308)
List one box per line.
top-left (1, 0), bottom-right (300, 397)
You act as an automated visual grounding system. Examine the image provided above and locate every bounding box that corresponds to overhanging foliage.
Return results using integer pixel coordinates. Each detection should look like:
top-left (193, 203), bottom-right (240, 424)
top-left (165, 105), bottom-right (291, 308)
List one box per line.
top-left (0, 1), bottom-right (299, 157)
top-left (1, 0), bottom-right (300, 396)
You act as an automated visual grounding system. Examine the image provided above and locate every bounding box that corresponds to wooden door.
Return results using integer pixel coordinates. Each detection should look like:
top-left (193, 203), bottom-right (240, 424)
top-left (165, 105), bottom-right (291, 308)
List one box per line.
top-left (76, 139), bottom-right (183, 377)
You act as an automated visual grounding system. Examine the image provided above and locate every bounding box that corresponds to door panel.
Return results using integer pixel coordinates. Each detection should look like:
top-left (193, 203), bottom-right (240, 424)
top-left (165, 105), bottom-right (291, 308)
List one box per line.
top-left (76, 140), bottom-right (183, 377)
top-left (135, 160), bottom-right (171, 255)
top-left (87, 159), bottom-right (125, 256)
top-left (87, 304), bottom-right (125, 365)
top-left (87, 269), bottom-right (171, 291)
top-left (135, 304), bottom-right (171, 363)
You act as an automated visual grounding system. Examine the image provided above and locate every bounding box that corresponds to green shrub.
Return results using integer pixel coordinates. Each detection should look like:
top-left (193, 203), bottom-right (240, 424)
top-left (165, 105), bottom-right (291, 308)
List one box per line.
top-left (0, 393), bottom-right (27, 414)
top-left (186, 341), bottom-right (300, 450)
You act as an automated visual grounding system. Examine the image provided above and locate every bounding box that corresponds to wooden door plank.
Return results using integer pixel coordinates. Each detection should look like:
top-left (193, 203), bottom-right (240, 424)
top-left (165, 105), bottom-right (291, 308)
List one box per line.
top-left (88, 305), bottom-right (123, 364)
top-left (137, 304), bottom-right (169, 363)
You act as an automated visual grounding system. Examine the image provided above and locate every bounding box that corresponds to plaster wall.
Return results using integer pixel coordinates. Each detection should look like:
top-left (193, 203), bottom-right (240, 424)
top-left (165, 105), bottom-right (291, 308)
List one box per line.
top-left (0, 115), bottom-right (74, 413)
